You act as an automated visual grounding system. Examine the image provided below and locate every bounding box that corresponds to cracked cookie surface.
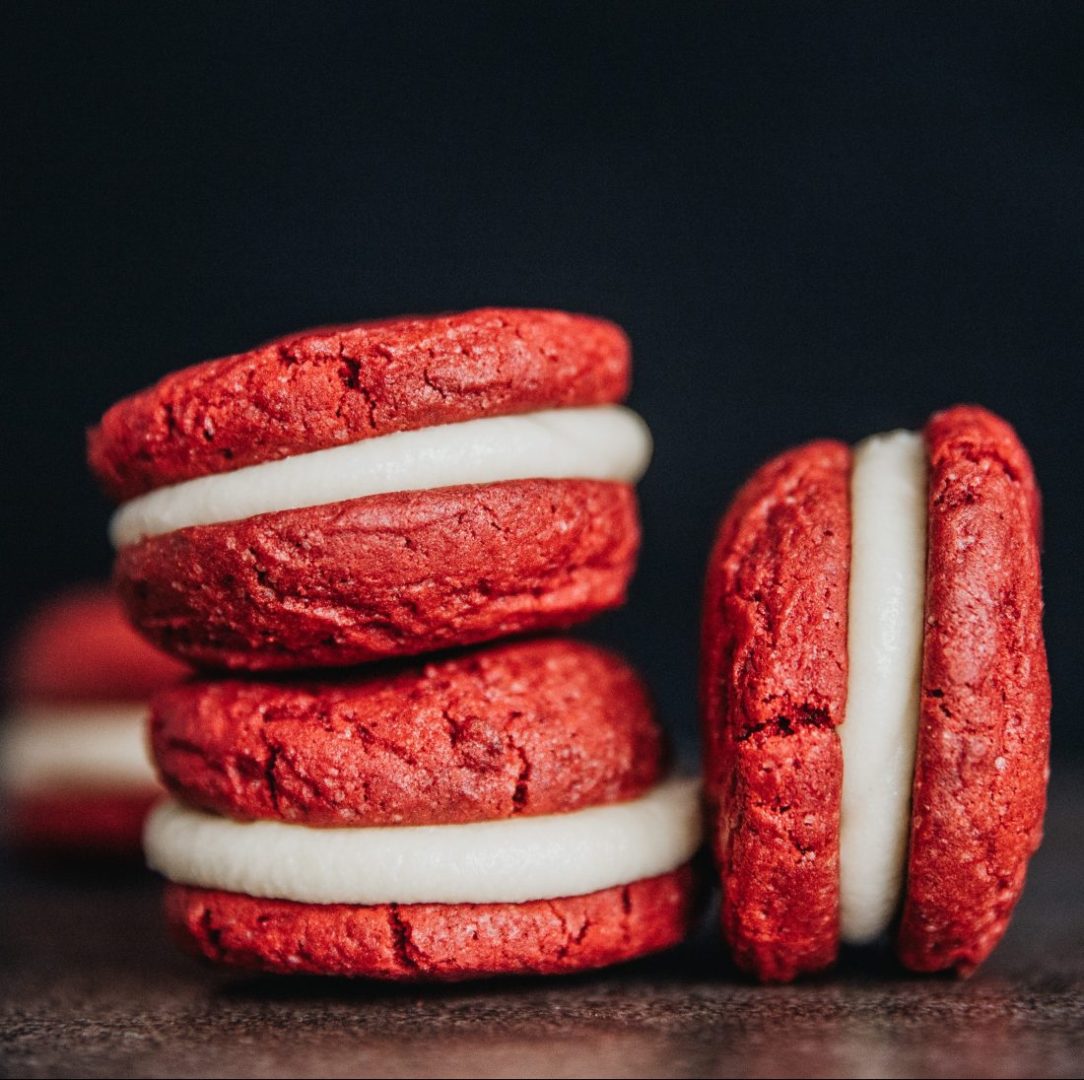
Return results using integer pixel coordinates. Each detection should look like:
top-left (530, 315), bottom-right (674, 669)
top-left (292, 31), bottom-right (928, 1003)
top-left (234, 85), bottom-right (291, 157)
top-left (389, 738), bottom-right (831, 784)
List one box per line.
top-left (151, 639), bottom-right (665, 825)
top-left (164, 865), bottom-right (697, 980)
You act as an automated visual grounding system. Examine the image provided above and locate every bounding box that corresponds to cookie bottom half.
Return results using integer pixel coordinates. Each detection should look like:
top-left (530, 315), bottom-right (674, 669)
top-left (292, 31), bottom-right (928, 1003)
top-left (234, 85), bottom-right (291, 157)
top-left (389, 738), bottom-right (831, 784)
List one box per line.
top-left (165, 865), bottom-right (698, 980)
top-left (116, 478), bottom-right (640, 671)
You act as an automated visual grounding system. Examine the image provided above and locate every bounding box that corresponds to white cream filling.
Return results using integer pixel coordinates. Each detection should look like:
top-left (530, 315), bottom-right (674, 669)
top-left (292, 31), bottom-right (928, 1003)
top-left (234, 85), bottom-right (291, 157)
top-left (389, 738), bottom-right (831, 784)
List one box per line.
top-left (145, 776), bottom-right (701, 905)
top-left (0, 703), bottom-right (157, 794)
top-left (839, 430), bottom-right (927, 944)
top-left (110, 405), bottom-right (652, 548)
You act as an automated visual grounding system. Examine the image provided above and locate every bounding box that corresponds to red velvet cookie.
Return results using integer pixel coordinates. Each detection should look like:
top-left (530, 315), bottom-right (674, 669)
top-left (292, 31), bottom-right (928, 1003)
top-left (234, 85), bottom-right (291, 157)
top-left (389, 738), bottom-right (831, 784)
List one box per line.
top-left (144, 638), bottom-right (703, 981)
top-left (151, 638), bottom-right (665, 825)
top-left (2, 586), bottom-right (187, 855)
top-left (164, 868), bottom-right (697, 981)
top-left (701, 406), bottom-right (1049, 981)
top-left (89, 309), bottom-right (649, 671)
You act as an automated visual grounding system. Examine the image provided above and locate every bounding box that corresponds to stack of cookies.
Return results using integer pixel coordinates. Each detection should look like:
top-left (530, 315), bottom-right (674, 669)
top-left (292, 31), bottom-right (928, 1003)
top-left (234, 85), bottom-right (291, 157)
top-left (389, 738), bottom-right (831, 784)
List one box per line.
top-left (89, 309), bottom-right (702, 980)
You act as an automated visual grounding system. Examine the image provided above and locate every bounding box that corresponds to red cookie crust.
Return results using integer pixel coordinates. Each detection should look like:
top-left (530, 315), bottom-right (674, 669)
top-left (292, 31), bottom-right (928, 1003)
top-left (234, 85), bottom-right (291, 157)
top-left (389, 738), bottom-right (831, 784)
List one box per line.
top-left (7, 585), bottom-right (188, 702)
top-left (115, 479), bottom-right (640, 671)
top-left (164, 866), bottom-right (697, 980)
top-left (5, 790), bottom-right (156, 855)
top-left (898, 405), bottom-right (1050, 975)
top-left (152, 639), bottom-right (665, 826)
top-left (89, 309), bottom-right (630, 502)
top-left (701, 440), bottom-right (851, 982)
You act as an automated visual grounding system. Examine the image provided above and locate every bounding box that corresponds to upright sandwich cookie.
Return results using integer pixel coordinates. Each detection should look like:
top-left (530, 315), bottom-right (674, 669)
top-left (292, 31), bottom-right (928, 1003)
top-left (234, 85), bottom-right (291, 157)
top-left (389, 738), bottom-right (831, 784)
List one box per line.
top-left (145, 639), bottom-right (702, 979)
top-left (701, 405), bottom-right (1050, 981)
top-left (1, 585), bottom-right (187, 853)
top-left (89, 309), bottom-right (651, 670)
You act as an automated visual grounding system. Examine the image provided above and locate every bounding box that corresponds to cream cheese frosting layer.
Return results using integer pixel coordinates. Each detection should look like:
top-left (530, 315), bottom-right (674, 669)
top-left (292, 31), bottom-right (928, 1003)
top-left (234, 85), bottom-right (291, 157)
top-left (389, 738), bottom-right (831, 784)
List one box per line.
top-left (145, 776), bottom-right (702, 905)
top-left (110, 405), bottom-right (652, 548)
top-left (839, 430), bottom-right (928, 944)
top-left (0, 703), bottom-right (157, 794)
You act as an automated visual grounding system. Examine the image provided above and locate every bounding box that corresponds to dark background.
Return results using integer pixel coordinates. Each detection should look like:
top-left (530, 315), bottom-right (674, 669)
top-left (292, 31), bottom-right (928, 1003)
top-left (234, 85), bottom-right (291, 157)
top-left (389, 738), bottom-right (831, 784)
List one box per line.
top-left (5, 2), bottom-right (1082, 759)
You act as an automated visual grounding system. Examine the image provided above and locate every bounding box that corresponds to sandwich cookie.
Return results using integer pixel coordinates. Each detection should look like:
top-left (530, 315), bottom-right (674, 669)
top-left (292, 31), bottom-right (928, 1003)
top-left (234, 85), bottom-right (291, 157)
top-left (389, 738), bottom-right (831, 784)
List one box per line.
top-left (146, 639), bottom-right (702, 979)
top-left (1, 586), bottom-right (187, 853)
top-left (701, 405), bottom-right (1049, 980)
top-left (89, 309), bottom-right (652, 670)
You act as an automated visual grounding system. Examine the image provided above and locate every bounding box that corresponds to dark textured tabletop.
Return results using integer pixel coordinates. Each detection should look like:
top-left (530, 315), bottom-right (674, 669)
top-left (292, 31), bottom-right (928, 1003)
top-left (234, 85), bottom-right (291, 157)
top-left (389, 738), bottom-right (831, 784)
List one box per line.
top-left (2, 769), bottom-right (1081, 1080)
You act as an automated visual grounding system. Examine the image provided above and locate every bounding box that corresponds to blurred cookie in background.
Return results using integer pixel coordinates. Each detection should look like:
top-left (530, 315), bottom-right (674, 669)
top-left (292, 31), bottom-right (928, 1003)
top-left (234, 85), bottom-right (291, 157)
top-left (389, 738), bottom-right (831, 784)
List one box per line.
top-left (1, 585), bottom-right (188, 856)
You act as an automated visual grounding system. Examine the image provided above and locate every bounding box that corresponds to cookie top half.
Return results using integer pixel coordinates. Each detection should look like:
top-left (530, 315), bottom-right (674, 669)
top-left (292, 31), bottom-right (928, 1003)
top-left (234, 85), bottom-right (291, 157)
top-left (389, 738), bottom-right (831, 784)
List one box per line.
top-left (89, 309), bottom-right (629, 501)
